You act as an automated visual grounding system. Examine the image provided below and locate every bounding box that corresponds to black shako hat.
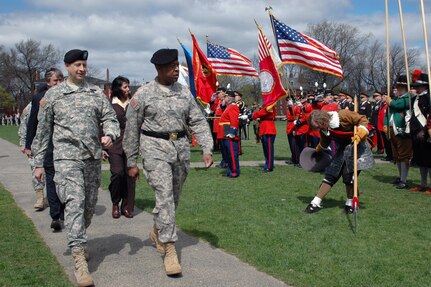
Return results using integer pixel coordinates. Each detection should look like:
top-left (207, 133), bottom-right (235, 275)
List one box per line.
top-left (64, 49), bottom-right (88, 64)
top-left (412, 73), bottom-right (429, 86)
top-left (151, 48), bottom-right (178, 65)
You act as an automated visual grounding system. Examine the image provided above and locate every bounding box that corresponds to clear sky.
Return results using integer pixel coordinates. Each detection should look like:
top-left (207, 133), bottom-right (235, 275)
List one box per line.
top-left (0, 0), bottom-right (429, 83)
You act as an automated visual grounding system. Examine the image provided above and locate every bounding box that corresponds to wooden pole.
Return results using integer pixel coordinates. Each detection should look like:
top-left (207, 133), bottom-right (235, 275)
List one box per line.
top-left (353, 94), bottom-right (359, 232)
top-left (397, 0), bottom-right (412, 109)
top-left (420, 0), bottom-right (431, 101)
top-left (385, 0), bottom-right (391, 97)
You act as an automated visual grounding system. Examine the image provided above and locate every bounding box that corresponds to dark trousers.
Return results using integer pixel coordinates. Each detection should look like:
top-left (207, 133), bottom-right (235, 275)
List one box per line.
top-left (44, 164), bottom-right (64, 220)
top-left (108, 152), bottom-right (136, 212)
top-left (222, 139), bottom-right (240, 177)
top-left (262, 134), bottom-right (276, 171)
top-left (376, 130), bottom-right (385, 151)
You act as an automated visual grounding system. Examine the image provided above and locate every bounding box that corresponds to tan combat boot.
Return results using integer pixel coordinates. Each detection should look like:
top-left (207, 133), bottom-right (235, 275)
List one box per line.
top-left (34, 189), bottom-right (45, 211)
top-left (72, 247), bottom-right (94, 287)
top-left (163, 242), bottom-right (182, 275)
top-left (149, 225), bottom-right (165, 254)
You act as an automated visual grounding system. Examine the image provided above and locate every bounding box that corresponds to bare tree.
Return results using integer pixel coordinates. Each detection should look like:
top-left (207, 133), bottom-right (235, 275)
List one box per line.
top-left (0, 39), bottom-right (61, 110)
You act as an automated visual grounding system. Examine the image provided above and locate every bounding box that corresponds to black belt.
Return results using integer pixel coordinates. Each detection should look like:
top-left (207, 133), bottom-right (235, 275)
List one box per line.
top-left (141, 130), bottom-right (187, 141)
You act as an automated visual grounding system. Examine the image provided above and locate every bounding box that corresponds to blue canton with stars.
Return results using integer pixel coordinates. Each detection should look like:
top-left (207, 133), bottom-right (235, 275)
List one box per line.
top-left (274, 19), bottom-right (307, 44)
top-left (207, 43), bottom-right (231, 59)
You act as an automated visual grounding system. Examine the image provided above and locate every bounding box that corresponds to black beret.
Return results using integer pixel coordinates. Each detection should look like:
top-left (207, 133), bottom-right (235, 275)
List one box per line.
top-left (64, 49), bottom-right (88, 64)
top-left (151, 48), bottom-right (178, 65)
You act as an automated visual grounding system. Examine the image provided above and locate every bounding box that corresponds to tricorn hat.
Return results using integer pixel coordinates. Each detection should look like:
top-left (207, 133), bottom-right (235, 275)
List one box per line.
top-left (299, 147), bottom-right (332, 172)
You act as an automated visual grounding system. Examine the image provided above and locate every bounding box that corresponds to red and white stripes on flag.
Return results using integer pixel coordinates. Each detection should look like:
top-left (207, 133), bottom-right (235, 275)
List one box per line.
top-left (207, 41), bottom-right (258, 77)
top-left (271, 15), bottom-right (343, 78)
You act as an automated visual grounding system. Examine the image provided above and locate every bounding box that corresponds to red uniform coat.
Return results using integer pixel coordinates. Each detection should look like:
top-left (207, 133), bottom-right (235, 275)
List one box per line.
top-left (219, 104), bottom-right (240, 140)
top-left (252, 107), bottom-right (276, 136)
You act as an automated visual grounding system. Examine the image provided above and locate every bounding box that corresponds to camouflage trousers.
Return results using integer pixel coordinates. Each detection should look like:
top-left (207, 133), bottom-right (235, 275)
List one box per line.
top-left (143, 158), bottom-right (189, 243)
top-left (28, 157), bottom-right (45, 190)
top-left (54, 158), bottom-right (101, 249)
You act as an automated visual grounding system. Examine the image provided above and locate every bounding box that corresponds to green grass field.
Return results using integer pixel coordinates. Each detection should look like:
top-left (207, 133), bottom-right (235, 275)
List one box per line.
top-left (2, 123), bottom-right (431, 287)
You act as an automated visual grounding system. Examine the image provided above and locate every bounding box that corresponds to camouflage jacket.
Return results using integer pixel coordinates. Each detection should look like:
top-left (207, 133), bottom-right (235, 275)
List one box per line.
top-left (18, 103), bottom-right (31, 146)
top-left (32, 80), bottom-right (120, 167)
top-left (123, 80), bottom-right (213, 167)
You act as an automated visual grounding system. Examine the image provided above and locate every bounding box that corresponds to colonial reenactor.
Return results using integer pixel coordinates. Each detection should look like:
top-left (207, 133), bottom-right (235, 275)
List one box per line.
top-left (385, 75), bottom-right (415, 189)
top-left (285, 98), bottom-right (305, 165)
top-left (304, 109), bottom-right (374, 213)
top-left (409, 73), bottom-right (431, 192)
top-left (219, 91), bottom-right (241, 177)
top-left (379, 93), bottom-right (394, 161)
top-left (303, 94), bottom-right (320, 148)
top-left (123, 48), bottom-right (213, 275)
top-left (32, 49), bottom-right (120, 286)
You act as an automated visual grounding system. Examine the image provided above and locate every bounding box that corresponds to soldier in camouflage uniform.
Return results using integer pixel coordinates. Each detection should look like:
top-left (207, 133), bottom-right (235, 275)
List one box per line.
top-left (123, 48), bottom-right (213, 276)
top-left (32, 49), bottom-right (120, 287)
top-left (18, 102), bottom-right (47, 211)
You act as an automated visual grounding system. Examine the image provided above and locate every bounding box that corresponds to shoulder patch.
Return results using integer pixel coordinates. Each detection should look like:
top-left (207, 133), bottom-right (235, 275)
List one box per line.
top-left (130, 97), bottom-right (139, 110)
top-left (40, 98), bottom-right (47, 108)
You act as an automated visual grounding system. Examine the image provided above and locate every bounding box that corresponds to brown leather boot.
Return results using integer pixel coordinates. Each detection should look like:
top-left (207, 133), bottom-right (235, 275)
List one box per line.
top-left (149, 225), bottom-right (165, 254)
top-left (163, 242), bottom-right (182, 275)
top-left (72, 247), bottom-right (94, 287)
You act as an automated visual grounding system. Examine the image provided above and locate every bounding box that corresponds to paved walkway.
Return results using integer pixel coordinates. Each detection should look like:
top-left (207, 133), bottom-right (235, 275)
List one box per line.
top-left (0, 138), bottom-right (289, 287)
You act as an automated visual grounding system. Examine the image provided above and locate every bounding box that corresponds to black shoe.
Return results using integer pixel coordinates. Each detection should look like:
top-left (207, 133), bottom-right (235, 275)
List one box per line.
top-left (294, 164), bottom-right (302, 168)
top-left (262, 168), bottom-right (273, 173)
top-left (304, 203), bottom-right (321, 213)
top-left (395, 181), bottom-right (408, 189)
top-left (50, 219), bottom-right (62, 232)
top-left (285, 160), bottom-right (294, 165)
top-left (392, 178), bottom-right (401, 185)
top-left (344, 205), bottom-right (354, 214)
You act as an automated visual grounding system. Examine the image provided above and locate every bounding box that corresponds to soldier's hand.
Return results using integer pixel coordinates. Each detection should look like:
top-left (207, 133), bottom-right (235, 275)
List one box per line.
top-left (24, 148), bottom-right (32, 158)
top-left (101, 135), bottom-right (113, 149)
top-left (202, 154), bottom-right (213, 168)
top-left (34, 167), bottom-right (45, 182)
top-left (128, 166), bottom-right (140, 181)
top-left (19, 146), bottom-right (25, 153)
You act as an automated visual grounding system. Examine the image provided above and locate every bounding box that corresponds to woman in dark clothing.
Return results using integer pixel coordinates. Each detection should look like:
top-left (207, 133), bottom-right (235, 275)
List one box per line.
top-left (107, 76), bottom-right (136, 218)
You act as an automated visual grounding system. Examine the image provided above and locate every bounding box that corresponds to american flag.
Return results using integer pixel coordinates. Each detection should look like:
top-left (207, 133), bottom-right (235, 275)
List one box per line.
top-left (271, 15), bottom-right (343, 78)
top-left (207, 41), bottom-right (258, 77)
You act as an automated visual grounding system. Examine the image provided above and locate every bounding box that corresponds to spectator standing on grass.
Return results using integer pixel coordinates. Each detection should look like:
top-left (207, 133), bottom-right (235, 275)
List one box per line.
top-left (32, 49), bottom-right (120, 287)
top-left (26, 68), bottom-right (65, 231)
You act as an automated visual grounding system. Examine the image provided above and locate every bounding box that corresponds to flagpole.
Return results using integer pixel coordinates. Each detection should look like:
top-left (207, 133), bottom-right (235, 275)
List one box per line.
top-left (397, 0), bottom-right (412, 112)
top-left (420, 0), bottom-right (431, 102)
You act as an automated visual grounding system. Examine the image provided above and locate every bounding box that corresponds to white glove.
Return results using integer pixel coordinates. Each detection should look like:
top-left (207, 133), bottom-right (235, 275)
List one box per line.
top-left (287, 100), bottom-right (293, 106)
top-left (296, 101), bottom-right (303, 107)
top-left (239, 114), bottom-right (248, 120)
top-left (204, 106), bottom-right (211, 115)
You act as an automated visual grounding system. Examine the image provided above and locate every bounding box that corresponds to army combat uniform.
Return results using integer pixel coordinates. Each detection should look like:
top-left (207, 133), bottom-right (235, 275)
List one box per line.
top-left (123, 80), bottom-right (213, 243)
top-left (32, 81), bottom-right (120, 250)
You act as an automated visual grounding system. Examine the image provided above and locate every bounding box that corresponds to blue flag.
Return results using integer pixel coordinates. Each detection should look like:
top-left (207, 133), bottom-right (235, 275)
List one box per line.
top-left (179, 42), bottom-right (196, 97)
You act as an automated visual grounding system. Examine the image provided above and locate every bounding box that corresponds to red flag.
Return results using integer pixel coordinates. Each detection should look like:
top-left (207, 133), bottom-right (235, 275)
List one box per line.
top-left (191, 32), bottom-right (217, 104)
top-left (257, 24), bottom-right (287, 108)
